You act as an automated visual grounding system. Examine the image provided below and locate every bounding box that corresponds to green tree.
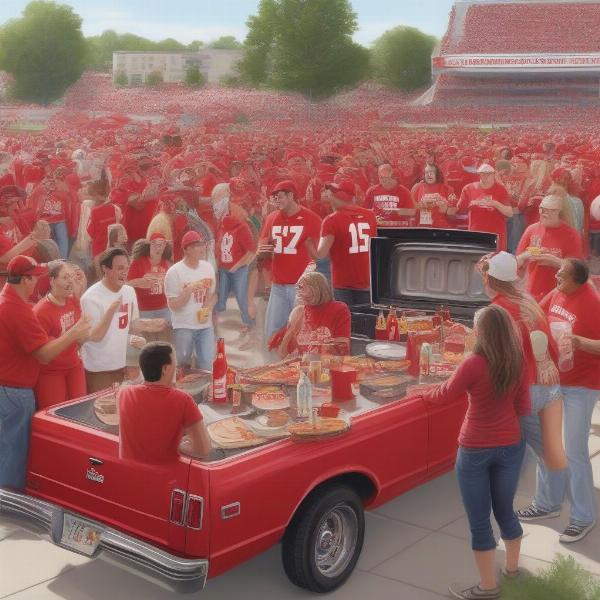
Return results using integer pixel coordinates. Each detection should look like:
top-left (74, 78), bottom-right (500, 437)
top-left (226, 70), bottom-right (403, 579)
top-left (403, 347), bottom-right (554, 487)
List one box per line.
top-left (185, 64), bottom-right (205, 87)
top-left (0, 0), bottom-right (87, 103)
top-left (187, 40), bottom-right (205, 51)
top-left (371, 26), bottom-right (437, 91)
top-left (210, 35), bottom-right (242, 50)
top-left (239, 0), bottom-right (368, 97)
top-left (145, 70), bottom-right (163, 86)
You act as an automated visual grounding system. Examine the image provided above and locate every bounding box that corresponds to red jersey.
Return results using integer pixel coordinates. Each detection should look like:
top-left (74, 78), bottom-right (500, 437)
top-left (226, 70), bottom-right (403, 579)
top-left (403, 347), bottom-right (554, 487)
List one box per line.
top-left (364, 183), bottom-right (414, 225)
top-left (216, 215), bottom-right (256, 271)
top-left (541, 283), bottom-right (600, 390)
top-left (87, 203), bottom-right (119, 257)
top-left (127, 256), bottom-right (170, 311)
top-left (296, 300), bottom-right (351, 355)
top-left (118, 384), bottom-right (202, 464)
top-left (457, 182), bottom-right (511, 250)
top-left (411, 182), bottom-right (457, 228)
top-left (321, 206), bottom-right (377, 290)
top-left (424, 353), bottom-right (530, 448)
top-left (260, 207), bottom-right (321, 285)
top-left (33, 296), bottom-right (82, 372)
top-left (516, 222), bottom-right (584, 302)
top-left (0, 284), bottom-right (49, 388)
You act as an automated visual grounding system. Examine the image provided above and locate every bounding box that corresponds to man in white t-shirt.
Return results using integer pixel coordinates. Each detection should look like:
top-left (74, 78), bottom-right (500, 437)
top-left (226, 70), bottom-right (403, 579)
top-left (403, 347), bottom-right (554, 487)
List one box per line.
top-left (81, 248), bottom-right (166, 393)
top-left (165, 230), bottom-right (217, 370)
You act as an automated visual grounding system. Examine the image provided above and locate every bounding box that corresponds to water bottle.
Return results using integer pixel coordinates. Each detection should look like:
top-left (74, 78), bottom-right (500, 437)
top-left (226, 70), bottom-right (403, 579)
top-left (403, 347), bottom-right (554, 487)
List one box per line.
top-left (550, 322), bottom-right (574, 372)
top-left (296, 371), bottom-right (312, 418)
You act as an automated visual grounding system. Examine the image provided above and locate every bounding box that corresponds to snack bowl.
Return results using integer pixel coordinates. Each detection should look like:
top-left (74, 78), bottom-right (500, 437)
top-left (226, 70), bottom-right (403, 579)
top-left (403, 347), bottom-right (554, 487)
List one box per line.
top-left (318, 403), bottom-right (340, 418)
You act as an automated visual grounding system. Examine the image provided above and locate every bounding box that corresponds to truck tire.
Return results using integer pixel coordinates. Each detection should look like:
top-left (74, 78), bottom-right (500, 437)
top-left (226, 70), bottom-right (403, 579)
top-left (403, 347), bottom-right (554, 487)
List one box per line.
top-left (282, 484), bottom-right (365, 593)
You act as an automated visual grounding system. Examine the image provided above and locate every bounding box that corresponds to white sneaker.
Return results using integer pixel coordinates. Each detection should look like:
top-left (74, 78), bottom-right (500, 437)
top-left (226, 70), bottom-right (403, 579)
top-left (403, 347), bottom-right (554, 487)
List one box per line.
top-left (559, 522), bottom-right (595, 543)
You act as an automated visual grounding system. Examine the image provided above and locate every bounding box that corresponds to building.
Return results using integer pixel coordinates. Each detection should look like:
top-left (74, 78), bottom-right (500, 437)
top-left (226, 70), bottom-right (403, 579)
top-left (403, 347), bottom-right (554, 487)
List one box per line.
top-left (112, 49), bottom-right (243, 85)
top-left (419, 0), bottom-right (600, 106)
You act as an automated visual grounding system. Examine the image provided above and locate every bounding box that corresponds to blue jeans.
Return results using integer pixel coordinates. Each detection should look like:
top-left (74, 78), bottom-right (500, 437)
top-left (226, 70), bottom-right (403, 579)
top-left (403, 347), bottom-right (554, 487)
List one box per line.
top-left (520, 385), bottom-right (569, 517)
top-left (140, 307), bottom-right (172, 325)
top-left (50, 220), bottom-right (69, 258)
top-left (456, 439), bottom-right (526, 551)
top-left (216, 266), bottom-right (254, 328)
top-left (0, 386), bottom-right (36, 489)
top-left (506, 213), bottom-right (525, 254)
top-left (333, 288), bottom-right (371, 307)
top-left (552, 386), bottom-right (597, 526)
top-left (173, 327), bottom-right (215, 371)
top-left (315, 257), bottom-right (331, 282)
top-left (264, 283), bottom-right (297, 344)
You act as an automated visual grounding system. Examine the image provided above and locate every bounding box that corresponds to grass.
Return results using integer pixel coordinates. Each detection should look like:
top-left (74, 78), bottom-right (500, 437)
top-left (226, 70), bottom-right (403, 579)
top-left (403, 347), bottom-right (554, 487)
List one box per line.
top-left (501, 556), bottom-right (600, 600)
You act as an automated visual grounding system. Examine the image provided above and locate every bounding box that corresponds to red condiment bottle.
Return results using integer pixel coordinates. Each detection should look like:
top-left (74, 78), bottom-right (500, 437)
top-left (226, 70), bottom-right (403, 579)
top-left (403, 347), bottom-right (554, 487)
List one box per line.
top-left (386, 306), bottom-right (399, 341)
top-left (212, 338), bottom-right (228, 403)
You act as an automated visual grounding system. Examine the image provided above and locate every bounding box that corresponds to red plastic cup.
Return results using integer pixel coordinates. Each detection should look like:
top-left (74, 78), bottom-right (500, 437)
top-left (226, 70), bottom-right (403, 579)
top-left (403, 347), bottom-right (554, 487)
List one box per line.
top-left (330, 366), bottom-right (357, 402)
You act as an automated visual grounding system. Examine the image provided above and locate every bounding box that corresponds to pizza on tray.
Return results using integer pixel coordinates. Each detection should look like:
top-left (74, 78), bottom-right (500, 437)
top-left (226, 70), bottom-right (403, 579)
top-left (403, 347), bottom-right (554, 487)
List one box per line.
top-left (207, 417), bottom-right (269, 449)
top-left (288, 418), bottom-right (349, 439)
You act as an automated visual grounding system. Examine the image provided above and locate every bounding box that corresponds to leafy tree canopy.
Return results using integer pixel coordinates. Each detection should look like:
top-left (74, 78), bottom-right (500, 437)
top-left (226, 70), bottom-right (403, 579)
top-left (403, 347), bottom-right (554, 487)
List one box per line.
top-left (371, 26), bottom-right (437, 91)
top-left (239, 0), bottom-right (368, 97)
top-left (209, 35), bottom-right (242, 50)
top-left (0, 0), bottom-right (87, 103)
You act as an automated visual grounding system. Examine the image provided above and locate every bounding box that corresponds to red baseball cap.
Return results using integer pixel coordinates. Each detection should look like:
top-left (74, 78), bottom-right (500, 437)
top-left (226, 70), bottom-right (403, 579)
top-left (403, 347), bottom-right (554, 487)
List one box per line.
top-left (324, 180), bottom-right (355, 202)
top-left (181, 230), bottom-right (205, 249)
top-left (271, 179), bottom-right (298, 196)
top-left (149, 232), bottom-right (167, 242)
top-left (7, 255), bottom-right (48, 277)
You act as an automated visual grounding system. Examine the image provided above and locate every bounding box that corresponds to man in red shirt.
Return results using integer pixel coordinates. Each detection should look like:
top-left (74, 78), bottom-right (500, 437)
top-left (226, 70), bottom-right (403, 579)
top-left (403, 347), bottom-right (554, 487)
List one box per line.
top-left (364, 164), bottom-right (415, 227)
top-left (516, 195), bottom-right (583, 302)
top-left (522, 259), bottom-right (600, 543)
top-left (454, 163), bottom-right (513, 250)
top-left (259, 180), bottom-right (321, 344)
top-left (311, 180), bottom-right (376, 306)
top-left (119, 342), bottom-right (211, 463)
top-left (212, 183), bottom-right (257, 337)
top-left (0, 256), bottom-right (90, 488)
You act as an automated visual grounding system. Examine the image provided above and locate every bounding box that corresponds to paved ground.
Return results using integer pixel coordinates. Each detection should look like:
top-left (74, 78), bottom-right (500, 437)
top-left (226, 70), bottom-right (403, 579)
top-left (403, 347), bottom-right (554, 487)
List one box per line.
top-left (1, 299), bottom-right (599, 599)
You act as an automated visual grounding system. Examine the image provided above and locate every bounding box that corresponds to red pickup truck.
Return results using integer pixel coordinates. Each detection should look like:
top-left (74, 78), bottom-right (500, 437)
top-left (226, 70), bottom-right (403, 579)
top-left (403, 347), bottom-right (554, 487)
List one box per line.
top-left (0, 228), bottom-right (493, 593)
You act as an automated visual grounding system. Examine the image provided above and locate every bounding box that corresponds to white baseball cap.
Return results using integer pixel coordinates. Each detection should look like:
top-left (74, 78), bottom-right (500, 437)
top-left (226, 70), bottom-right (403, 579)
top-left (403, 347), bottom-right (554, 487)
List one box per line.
top-left (487, 251), bottom-right (518, 282)
top-left (477, 163), bottom-right (495, 174)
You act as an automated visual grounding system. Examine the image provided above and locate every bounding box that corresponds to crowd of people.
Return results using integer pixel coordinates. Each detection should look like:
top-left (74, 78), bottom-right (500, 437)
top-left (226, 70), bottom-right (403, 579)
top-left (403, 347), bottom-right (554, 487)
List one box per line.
top-left (0, 115), bottom-right (600, 599)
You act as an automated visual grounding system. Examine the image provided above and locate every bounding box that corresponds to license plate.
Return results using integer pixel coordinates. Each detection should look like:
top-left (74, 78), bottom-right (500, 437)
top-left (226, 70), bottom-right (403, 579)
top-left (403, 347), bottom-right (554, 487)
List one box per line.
top-left (60, 514), bottom-right (101, 556)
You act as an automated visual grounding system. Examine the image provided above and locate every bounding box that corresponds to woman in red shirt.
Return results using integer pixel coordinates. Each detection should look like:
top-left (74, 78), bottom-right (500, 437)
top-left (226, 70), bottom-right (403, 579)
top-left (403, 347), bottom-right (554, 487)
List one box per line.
top-left (33, 261), bottom-right (86, 408)
top-left (411, 164), bottom-right (455, 228)
top-left (478, 252), bottom-right (567, 522)
top-left (127, 232), bottom-right (172, 341)
top-left (420, 305), bottom-right (529, 600)
top-left (270, 272), bottom-right (350, 357)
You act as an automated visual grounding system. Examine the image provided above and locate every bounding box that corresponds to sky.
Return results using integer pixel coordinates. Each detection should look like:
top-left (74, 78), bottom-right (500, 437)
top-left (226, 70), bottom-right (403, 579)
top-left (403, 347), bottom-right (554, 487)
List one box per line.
top-left (0, 1), bottom-right (455, 45)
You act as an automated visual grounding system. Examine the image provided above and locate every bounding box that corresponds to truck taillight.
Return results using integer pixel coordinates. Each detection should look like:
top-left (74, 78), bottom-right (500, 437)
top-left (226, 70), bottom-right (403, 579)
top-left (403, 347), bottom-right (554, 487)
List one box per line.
top-left (186, 495), bottom-right (204, 530)
top-left (170, 489), bottom-right (186, 525)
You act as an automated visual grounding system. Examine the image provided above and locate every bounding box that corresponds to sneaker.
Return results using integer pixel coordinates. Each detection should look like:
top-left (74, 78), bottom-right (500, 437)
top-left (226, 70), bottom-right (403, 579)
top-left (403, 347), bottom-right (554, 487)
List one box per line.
top-left (559, 522), bottom-right (595, 543)
top-left (516, 503), bottom-right (560, 521)
top-left (448, 583), bottom-right (501, 599)
top-left (501, 566), bottom-right (533, 579)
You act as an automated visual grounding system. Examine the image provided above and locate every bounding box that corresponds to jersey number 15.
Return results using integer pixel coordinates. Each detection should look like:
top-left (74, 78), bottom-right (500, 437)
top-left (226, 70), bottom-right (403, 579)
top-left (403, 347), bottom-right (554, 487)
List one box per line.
top-left (349, 222), bottom-right (370, 254)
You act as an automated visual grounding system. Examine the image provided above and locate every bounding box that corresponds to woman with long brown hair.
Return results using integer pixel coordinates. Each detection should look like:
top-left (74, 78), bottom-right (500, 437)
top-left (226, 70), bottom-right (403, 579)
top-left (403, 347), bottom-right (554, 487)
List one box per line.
top-left (421, 305), bottom-right (530, 600)
top-left (478, 253), bottom-right (567, 527)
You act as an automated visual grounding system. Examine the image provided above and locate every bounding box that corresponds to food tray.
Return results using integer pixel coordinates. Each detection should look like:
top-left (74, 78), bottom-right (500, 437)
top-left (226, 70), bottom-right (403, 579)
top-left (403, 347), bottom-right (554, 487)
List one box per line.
top-left (288, 418), bottom-right (350, 440)
top-left (366, 342), bottom-right (407, 361)
top-left (359, 372), bottom-right (415, 403)
top-left (207, 417), bottom-right (270, 449)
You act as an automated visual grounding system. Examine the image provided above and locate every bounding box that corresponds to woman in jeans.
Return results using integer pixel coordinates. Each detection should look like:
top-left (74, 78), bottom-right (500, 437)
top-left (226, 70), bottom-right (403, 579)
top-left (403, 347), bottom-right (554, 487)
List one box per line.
top-left (477, 252), bottom-right (568, 524)
top-left (421, 305), bottom-right (530, 600)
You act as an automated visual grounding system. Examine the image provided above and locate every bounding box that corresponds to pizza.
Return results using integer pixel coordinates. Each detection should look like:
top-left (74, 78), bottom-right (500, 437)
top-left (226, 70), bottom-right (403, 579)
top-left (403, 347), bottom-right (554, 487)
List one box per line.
top-left (288, 418), bottom-right (349, 439)
top-left (208, 417), bottom-right (268, 449)
top-left (375, 359), bottom-right (410, 372)
top-left (240, 364), bottom-right (300, 385)
top-left (93, 392), bottom-right (119, 426)
top-left (252, 387), bottom-right (289, 410)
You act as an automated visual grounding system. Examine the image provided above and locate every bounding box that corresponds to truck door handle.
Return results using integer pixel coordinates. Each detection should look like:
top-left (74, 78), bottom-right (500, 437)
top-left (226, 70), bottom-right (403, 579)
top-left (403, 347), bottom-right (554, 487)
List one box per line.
top-left (89, 457), bottom-right (103, 466)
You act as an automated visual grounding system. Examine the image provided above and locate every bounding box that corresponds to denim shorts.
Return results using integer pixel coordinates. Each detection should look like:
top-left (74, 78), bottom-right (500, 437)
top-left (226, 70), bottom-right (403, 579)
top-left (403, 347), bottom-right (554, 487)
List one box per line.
top-left (456, 439), bottom-right (526, 551)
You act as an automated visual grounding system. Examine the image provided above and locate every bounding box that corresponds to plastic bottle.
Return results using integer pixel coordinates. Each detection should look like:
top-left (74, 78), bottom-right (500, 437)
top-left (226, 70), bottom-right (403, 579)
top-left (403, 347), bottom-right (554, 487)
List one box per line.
top-left (419, 342), bottom-right (431, 383)
top-left (375, 310), bottom-right (387, 340)
top-left (386, 306), bottom-right (399, 341)
top-left (296, 371), bottom-right (313, 418)
top-left (212, 338), bottom-right (228, 403)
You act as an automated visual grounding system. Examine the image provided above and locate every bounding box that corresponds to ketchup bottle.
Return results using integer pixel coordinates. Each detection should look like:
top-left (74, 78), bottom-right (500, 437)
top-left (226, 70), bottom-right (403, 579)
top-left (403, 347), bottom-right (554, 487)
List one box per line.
top-left (386, 306), bottom-right (399, 341)
top-left (212, 338), bottom-right (228, 403)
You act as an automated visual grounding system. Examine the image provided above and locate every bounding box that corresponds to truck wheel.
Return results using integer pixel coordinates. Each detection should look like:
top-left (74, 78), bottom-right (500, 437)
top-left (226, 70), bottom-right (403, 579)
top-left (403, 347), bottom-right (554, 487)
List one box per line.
top-left (282, 484), bottom-right (364, 593)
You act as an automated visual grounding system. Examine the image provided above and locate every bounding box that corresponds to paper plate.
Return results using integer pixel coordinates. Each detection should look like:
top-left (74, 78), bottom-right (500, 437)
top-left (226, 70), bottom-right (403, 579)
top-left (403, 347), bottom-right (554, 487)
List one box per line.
top-left (365, 342), bottom-right (407, 360)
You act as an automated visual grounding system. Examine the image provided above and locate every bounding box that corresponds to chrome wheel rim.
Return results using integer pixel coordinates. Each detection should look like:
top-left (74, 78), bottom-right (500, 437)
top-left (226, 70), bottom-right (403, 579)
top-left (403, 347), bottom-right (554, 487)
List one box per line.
top-left (314, 504), bottom-right (358, 578)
